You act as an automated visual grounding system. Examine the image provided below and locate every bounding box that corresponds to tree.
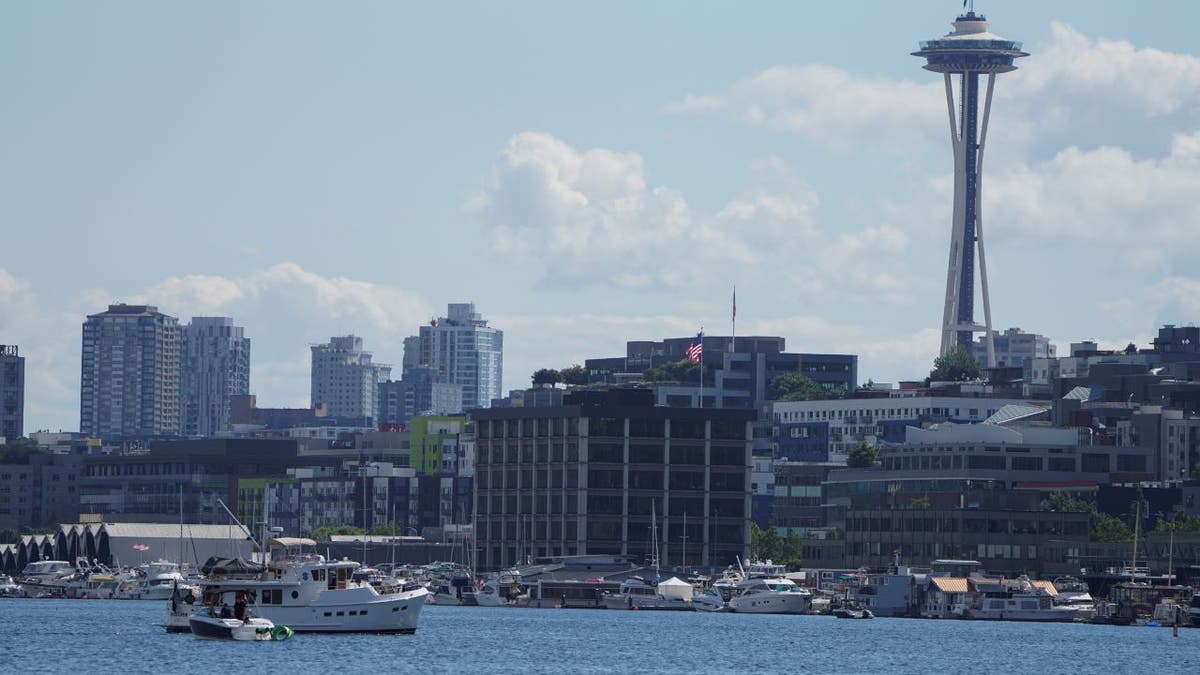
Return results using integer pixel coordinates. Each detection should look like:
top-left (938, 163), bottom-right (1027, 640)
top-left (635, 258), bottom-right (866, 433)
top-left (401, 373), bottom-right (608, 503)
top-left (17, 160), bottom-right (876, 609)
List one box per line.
top-left (1040, 491), bottom-right (1134, 543)
top-left (928, 346), bottom-right (982, 382)
top-left (0, 528), bottom-right (18, 544)
top-left (767, 373), bottom-right (822, 401)
top-left (0, 441), bottom-right (42, 465)
top-left (750, 522), bottom-right (782, 563)
top-left (309, 524), bottom-right (365, 541)
top-left (368, 522), bottom-right (401, 536)
top-left (531, 368), bottom-right (562, 386)
top-left (846, 442), bottom-right (877, 468)
top-left (642, 359), bottom-right (699, 384)
top-left (559, 365), bottom-right (589, 385)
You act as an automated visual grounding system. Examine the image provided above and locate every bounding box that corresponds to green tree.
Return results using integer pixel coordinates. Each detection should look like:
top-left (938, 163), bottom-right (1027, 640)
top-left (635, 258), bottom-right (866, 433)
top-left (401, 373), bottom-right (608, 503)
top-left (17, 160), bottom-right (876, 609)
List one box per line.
top-left (1039, 491), bottom-right (1134, 543)
top-left (749, 522), bottom-right (782, 562)
top-left (642, 359), bottom-right (699, 384)
top-left (531, 368), bottom-right (563, 386)
top-left (0, 527), bottom-right (18, 544)
top-left (559, 365), bottom-right (589, 385)
top-left (846, 442), bottom-right (877, 468)
top-left (767, 373), bottom-right (822, 401)
top-left (0, 441), bottom-right (41, 465)
top-left (367, 522), bottom-right (401, 536)
top-left (309, 524), bottom-right (365, 541)
top-left (928, 346), bottom-right (982, 382)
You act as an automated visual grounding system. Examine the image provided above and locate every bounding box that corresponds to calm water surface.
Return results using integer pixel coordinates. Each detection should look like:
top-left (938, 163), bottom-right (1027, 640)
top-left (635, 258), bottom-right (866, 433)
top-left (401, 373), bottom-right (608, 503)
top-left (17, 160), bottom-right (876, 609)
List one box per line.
top-left (0, 599), bottom-right (1196, 674)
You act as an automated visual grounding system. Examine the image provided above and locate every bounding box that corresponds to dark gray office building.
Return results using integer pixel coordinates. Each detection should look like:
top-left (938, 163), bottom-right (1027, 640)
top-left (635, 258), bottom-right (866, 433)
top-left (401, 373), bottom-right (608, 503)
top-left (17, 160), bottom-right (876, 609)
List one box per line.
top-left (471, 388), bottom-right (754, 571)
top-left (0, 345), bottom-right (23, 440)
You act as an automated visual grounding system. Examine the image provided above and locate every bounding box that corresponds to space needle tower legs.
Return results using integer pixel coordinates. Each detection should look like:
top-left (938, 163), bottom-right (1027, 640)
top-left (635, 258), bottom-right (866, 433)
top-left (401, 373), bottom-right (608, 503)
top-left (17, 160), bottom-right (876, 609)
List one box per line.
top-left (914, 8), bottom-right (1027, 368)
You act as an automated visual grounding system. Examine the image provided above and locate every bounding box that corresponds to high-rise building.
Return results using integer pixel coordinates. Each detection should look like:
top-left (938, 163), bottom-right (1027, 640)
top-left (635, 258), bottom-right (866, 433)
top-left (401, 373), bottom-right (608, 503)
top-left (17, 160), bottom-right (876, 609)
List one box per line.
top-left (914, 9), bottom-right (1027, 366)
top-left (413, 303), bottom-right (503, 411)
top-left (310, 335), bottom-right (391, 423)
top-left (378, 367), bottom-right (463, 426)
top-left (181, 317), bottom-right (251, 437)
top-left (0, 345), bottom-right (24, 440)
top-left (80, 304), bottom-right (181, 438)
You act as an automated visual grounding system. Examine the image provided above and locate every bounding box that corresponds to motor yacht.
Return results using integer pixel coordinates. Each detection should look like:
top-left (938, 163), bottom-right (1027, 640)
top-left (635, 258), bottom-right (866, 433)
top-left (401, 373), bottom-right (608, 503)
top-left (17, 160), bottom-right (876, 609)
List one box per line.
top-left (1051, 576), bottom-right (1095, 619)
top-left (17, 560), bottom-right (74, 597)
top-left (196, 537), bottom-right (427, 633)
top-left (602, 576), bottom-right (694, 611)
top-left (0, 574), bottom-right (25, 598)
top-left (728, 576), bottom-right (812, 614)
top-left (473, 571), bottom-right (529, 607)
top-left (831, 606), bottom-right (875, 619)
top-left (125, 560), bottom-right (199, 601)
top-left (691, 587), bottom-right (728, 612)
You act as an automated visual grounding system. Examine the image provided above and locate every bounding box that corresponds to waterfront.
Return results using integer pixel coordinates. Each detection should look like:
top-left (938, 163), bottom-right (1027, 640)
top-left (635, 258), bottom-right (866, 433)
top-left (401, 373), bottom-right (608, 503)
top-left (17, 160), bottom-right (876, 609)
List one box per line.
top-left (0, 600), bottom-right (1196, 674)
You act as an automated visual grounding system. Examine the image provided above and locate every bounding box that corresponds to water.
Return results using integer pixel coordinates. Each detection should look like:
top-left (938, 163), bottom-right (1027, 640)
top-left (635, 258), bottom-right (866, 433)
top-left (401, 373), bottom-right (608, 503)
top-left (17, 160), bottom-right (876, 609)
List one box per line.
top-left (0, 599), bottom-right (1196, 674)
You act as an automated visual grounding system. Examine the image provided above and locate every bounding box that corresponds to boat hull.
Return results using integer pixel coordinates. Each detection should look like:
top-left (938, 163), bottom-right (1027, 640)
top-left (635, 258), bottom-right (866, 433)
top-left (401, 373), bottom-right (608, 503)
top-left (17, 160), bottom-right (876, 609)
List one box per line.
top-left (189, 615), bottom-right (281, 641)
top-left (729, 593), bottom-right (811, 614)
top-left (254, 587), bottom-right (428, 633)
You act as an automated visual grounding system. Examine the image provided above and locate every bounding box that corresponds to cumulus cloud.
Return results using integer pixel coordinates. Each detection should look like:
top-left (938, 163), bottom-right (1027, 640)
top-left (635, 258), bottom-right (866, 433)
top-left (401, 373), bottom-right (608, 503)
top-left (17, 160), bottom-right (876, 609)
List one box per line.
top-left (11, 264), bottom-right (433, 431)
top-left (666, 22), bottom-right (1200, 155)
top-left (470, 134), bottom-right (916, 303)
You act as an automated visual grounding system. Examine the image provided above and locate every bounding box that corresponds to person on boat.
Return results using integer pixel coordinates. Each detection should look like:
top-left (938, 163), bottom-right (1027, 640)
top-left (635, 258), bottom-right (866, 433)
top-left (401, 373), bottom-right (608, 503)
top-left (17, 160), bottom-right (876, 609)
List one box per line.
top-left (234, 593), bottom-right (247, 621)
top-left (220, 603), bottom-right (234, 619)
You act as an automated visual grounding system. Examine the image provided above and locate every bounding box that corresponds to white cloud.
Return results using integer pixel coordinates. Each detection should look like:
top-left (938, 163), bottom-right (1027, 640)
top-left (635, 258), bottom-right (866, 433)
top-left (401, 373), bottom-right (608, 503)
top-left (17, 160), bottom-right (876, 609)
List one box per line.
top-left (470, 134), bottom-right (916, 303)
top-left (666, 23), bottom-right (1200, 155)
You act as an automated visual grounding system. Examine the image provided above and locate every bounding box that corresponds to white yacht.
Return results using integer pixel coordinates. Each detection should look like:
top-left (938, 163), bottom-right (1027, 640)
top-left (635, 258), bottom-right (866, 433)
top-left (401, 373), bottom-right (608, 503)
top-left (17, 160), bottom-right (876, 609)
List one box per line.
top-left (691, 587), bottom-right (728, 612)
top-left (1051, 576), bottom-right (1095, 619)
top-left (727, 576), bottom-right (812, 614)
top-left (0, 573), bottom-right (25, 597)
top-left (967, 577), bottom-right (1077, 622)
top-left (124, 560), bottom-right (199, 601)
top-left (603, 576), bottom-right (694, 611)
top-left (18, 560), bottom-right (74, 596)
top-left (195, 537), bottom-right (427, 633)
top-left (473, 571), bottom-right (529, 607)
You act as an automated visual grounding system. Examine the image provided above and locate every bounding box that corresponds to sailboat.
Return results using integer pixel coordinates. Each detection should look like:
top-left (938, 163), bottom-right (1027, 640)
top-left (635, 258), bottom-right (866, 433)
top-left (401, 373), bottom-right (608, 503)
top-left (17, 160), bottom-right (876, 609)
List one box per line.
top-left (602, 502), bottom-right (694, 611)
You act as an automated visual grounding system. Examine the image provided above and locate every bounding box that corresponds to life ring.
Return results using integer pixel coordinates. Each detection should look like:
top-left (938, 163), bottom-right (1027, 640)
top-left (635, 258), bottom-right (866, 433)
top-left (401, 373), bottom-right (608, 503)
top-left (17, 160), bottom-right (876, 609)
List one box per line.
top-left (271, 625), bottom-right (294, 641)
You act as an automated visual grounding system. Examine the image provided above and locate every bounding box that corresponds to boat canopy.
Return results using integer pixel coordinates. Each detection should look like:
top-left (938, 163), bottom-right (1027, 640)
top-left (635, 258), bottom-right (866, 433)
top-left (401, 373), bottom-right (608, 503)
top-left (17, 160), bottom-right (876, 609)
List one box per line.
top-left (656, 576), bottom-right (694, 601)
top-left (267, 537), bottom-right (317, 548)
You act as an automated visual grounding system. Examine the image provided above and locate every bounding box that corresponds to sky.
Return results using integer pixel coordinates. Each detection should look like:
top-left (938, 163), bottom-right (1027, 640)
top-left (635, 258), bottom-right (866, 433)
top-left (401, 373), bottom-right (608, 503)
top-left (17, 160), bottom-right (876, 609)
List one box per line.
top-left (3, 1), bottom-right (1200, 433)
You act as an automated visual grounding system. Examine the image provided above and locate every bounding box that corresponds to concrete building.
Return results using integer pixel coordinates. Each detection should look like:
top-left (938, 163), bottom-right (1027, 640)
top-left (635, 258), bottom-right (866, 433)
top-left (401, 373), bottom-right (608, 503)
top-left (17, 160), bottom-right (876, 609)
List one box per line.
top-left (412, 303), bottom-right (503, 411)
top-left (971, 327), bottom-right (1055, 369)
top-left (181, 317), bottom-right (250, 437)
top-left (80, 304), bottom-right (181, 438)
top-left (772, 394), bottom-right (1035, 463)
top-left (0, 345), bottom-right (23, 440)
top-left (310, 335), bottom-right (391, 423)
top-left (471, 388), bottom-right (753, 571)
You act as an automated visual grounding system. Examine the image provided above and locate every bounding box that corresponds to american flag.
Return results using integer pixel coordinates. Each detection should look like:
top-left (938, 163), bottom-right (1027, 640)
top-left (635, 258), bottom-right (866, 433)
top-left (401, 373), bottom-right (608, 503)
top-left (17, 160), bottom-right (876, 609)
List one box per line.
top-left (686, 331), bottom-right (703, 363)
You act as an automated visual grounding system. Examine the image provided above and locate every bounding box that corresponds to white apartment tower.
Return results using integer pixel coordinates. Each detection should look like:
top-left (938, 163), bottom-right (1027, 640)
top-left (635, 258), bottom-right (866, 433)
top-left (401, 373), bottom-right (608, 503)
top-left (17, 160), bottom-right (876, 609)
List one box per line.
top-left (414, 303), bottom-right (503, 411)
top-left (181, 317), bottom-right (251, 436)
top-left (310, 335), bottom-right (391, 422)
top-left (80, 304), bottom-right (181, 438)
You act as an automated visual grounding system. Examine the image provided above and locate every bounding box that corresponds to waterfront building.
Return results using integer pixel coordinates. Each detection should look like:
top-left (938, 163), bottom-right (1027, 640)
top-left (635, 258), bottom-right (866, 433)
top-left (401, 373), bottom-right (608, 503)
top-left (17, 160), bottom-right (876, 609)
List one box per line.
top-left (310, 335), bottom-right (391, 423)
top-left (914, 9), bottom-right (1027, 365)
top-left (971, 327), bottom-right (1055, 369)
top-left (80, 304), bottom-right (181, 438)
top-left (181, 317), bottom-right (250, 437)
top-left (772, 393), bottom-right (1034, 463)
top-left (0, 345), bottom-right (23, 440)
top-left (411, 303), bottom-right (503, 412)
top-left (471, 388), bottom-right (753, 571)
top-left (0, 452), bottom-right (82, 530)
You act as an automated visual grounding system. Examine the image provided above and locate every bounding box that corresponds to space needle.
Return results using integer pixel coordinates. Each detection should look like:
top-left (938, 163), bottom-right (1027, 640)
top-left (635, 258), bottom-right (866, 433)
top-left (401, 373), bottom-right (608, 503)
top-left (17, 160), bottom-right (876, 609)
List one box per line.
top-left (913, 3), bottom-right (1027, 367)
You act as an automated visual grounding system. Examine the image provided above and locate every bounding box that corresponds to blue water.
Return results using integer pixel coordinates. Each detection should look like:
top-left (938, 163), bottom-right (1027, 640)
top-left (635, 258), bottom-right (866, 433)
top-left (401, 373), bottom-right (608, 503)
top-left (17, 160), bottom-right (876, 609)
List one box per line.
top-left (0, 599), bottom-right (1196, 674)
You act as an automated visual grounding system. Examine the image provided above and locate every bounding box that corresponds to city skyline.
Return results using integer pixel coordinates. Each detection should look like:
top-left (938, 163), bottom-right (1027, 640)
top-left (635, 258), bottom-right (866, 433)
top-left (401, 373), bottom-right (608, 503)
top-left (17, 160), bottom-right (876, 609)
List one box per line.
top-left (4, 2), bottom-right (1200, 432)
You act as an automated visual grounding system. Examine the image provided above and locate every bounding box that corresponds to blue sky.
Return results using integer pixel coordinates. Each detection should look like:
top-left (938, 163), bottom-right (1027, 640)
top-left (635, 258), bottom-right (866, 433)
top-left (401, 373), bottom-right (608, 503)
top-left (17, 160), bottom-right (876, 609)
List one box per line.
top-left (4, 1), bottom-right (1200, 432)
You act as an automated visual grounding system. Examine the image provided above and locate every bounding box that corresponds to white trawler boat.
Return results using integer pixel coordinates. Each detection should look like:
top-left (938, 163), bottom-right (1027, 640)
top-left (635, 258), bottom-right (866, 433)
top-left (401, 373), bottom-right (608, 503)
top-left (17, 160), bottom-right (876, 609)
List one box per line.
top-left (17, 560), bottom-right (75, 597)
top-left (967, 577), bottom-right (1077, 622)
top-left (195, 537), bottom-right (427, 633)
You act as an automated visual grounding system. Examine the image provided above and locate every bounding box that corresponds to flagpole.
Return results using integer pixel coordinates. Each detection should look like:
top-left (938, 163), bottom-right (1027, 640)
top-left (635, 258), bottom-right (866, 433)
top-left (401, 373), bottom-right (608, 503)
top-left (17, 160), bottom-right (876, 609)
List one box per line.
top-left (731, 286), bottom-right (736, 354)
